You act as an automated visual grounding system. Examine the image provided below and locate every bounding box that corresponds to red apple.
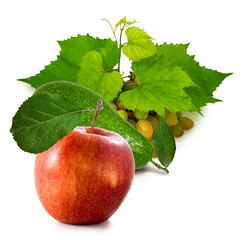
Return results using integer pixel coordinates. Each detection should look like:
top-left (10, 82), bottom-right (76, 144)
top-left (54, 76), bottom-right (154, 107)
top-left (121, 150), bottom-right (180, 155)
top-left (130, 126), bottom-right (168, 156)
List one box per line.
top-left (34, 126), bottom-right (135, 224)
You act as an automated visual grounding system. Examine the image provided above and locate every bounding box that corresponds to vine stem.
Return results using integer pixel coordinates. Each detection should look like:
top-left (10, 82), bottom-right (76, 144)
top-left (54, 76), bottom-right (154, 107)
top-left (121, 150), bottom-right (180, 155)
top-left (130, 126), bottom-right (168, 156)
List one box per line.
top-left (91, 99), bottom-right (103, 134)
top-left (102, 19), bottom-right (122, 72)
top-left (102, 18), bottom-right (137, 74)
top-left (150, 159), bottom-right (169, 174)
top-left (117, 28), bottom-right (124, 72)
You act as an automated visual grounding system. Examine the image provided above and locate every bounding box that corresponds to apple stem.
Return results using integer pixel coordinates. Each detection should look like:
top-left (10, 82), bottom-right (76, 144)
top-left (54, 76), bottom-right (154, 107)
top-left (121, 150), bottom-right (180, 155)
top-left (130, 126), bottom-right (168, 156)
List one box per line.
top-left (150, 159), bottom-right (169, 174)
top-left (91, 99), bottom-right (103, 134)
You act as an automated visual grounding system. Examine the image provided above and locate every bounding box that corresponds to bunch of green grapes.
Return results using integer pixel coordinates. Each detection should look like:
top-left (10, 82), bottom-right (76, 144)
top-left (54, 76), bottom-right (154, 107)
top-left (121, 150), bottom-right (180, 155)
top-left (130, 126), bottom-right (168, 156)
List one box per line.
top-left (164, 110), bottom-right (194, 137)
top-left (109, 72), bottom-right (194, 144)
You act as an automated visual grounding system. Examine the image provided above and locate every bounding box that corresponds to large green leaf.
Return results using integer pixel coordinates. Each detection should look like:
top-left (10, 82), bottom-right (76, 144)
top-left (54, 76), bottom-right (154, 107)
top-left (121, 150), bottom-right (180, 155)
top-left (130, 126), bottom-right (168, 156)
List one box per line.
top-left (122, 27), bottom-right (157, 62)
top-left (10, 93), bottom-right (86, 153)
top-left (18, 34), bottom-right (119, 88)
top-left (77, 51), bottom-right (123, 101)
top-left (119, 55), bottom-right (198, 116)
top-left (156, 42), bottom-right (232, 108)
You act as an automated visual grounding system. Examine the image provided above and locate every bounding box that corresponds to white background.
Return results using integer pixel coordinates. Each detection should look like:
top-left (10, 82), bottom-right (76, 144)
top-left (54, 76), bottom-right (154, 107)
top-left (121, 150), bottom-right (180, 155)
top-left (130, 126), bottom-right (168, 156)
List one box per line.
top-left (1, 0), bottom-right (248, 239)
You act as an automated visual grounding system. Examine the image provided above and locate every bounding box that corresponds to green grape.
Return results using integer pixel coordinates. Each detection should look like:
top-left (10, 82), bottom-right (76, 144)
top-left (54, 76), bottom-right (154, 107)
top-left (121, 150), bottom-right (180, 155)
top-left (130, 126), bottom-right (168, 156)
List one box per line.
top-left (109, 102), bottom-right (117, 111)
top-left (117, 110), bottom-right (128, 120)
top-left (136, 120), bottom-right (153, 138)
top-left (164, 109), bottom-right (178, 126)
top-left (123, 82), bottom-right (138, 91)
top-left (176, 111), bottom-right (182, 119)
top-left (180, 117), bottom-right (194, 130)
top-left (127, 119), bottom-right (136, 128)
top-left (147, 115), bottom-right (158, 131)
top-left (170, 122), bottom-right (184, 137)
top-left (116, 99), bottom-right (125, 110)
top-left (134, 109), bottom-right (148, 120)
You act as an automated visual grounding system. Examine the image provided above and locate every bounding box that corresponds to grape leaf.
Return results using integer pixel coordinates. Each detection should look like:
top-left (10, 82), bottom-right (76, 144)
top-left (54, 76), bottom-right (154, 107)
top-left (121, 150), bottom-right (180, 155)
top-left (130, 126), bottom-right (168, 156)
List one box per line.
top-left (156, 42), bottom-right (232, 108)
top-left (153, 118), bottom-right (176, 168)
top-left (10, 93), bottom-right (86, 153)
top-left (122, 27), bottom-right (157, 61)
top-left (119, 55), bottom-right (199, 116)
top-left (18, 34), bottom-right (119, 88)
top-left (77, 51), bottom-right (123, 101)
top-left (184, 86), bottom-right (221, 109)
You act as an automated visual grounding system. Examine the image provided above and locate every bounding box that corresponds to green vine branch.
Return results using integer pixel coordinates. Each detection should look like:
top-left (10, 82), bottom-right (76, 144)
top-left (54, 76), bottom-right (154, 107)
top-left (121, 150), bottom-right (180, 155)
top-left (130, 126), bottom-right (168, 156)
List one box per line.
top-left (102, 17), bottom-right (137, 73)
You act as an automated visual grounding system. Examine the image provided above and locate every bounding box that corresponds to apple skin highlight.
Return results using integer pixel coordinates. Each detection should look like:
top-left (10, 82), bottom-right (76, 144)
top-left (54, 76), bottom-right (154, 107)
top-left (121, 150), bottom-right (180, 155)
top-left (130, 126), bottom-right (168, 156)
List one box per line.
top-left (34, 127), bottom-right (135, 224)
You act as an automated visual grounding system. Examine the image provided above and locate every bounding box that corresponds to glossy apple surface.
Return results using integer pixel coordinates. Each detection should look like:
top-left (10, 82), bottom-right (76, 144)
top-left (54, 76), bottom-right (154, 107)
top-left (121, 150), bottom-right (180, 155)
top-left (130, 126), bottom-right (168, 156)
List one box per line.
top-left (34, 126), bottom-right (135, 224)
